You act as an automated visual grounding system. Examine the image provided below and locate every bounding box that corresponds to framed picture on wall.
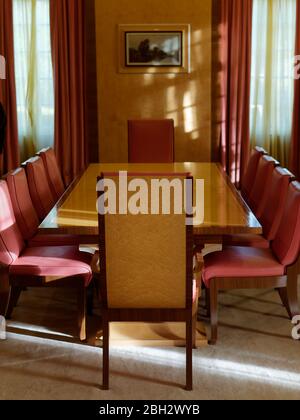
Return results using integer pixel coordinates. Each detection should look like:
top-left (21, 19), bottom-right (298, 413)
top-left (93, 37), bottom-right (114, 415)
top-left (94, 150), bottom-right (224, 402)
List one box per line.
top-left (118, 24), bottom-right (191, 74)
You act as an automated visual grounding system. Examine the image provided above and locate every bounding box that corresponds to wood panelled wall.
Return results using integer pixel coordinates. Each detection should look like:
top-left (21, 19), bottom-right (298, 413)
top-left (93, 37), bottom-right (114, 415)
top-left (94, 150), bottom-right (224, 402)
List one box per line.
top-left (95, 0), bottom-right (212, 163)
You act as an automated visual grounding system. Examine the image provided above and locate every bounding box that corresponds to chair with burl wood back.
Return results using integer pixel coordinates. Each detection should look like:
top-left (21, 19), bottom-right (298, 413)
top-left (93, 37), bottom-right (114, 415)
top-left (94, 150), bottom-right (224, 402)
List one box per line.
top-left (96, 172), bottom-right (197, 390)
top-left (203, 181), bottom-right (300, 344)
top-left (37, 147), bottom-right (65, 201)
top-left (0, 180), bottom-right (94, 341)
top-left (240, 146), bottom-right (268, 201)
top-left (128, 119), bottom-right (175, 163)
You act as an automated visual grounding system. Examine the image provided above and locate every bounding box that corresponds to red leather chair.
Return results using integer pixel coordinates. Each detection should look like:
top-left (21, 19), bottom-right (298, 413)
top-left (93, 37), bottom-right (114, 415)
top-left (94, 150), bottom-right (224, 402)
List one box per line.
top-left (128, 119), bottom-right (174, 163)
top-left (6, 168), bottom-right (80, 247)
top-left (37, 148), bottom-right (65, 201)
top-left (223, 167), bottom-right (294, 248)
top-left (241, 147), bottom-right (267, 200)
top-left (22, 156), bottom-right (56, 221)
top-left (247, 155), bottom-right (279, 219)
top-left (203, 181), bottom-right (300, 344)
top-left (0, 180), bottom-right (93, 341)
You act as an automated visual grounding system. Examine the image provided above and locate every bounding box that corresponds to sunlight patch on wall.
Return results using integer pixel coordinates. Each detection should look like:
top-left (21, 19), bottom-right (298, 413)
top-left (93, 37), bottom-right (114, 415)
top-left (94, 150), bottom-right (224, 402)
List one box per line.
top-left (192, 29), bottom-right (203, 66)
top-left (189, 130), bottom-right (200, 140)
top-left (184, 104), bottom-right (197, 134)
top-left (165, 111), bottom-right (179, 128)
top-left (166, 86), bottom-right (178, 113)
top-left (143, 74), bottom-right (155, 86)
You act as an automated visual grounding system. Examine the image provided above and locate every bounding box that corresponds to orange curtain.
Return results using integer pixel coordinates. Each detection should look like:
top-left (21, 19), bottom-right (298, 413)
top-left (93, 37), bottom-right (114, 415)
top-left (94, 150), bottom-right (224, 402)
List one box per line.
top-left (50, 0), bottom-right (87, 185)
top-left (218, 0), bottom-right (253, 185)
top-left (290, 0), bottom-right (300, 177)
top-left (0, 0), bottom-right (19, 175)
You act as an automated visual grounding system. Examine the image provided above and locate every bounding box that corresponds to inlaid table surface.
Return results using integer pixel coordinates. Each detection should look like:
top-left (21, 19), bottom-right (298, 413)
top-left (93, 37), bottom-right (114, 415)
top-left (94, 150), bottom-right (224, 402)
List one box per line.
top-left (39, 162), bottom-right (262, 238)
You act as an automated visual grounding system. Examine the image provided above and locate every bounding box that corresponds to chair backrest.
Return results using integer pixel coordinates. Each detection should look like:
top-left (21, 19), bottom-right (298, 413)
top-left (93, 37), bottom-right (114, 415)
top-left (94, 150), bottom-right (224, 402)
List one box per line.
top-left (22, 156), bottom-right (55, 221)
top-left (98, 172), bottom-right (193, 309)
top-left (0, 180), bottom-right (25, 266)
top-left (247, 155), bottom-right (279, 219)
top-left (272, 181), bottom-right (300, 267)
top-left (128, 119), bottom-right (175, 163)
top-left (259, 167), bottom-right (294, 241)
top-left (37, 148), bottom-right (65, 201)
top-left (241, 147), bottom-right (267, 200)
top-left (6, 168), bottom-right (40, 241)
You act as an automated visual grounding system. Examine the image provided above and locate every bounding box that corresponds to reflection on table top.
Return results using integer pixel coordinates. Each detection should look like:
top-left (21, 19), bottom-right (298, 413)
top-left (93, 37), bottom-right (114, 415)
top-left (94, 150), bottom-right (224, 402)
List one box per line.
top-left (39, 163), bottom-right (262, 237)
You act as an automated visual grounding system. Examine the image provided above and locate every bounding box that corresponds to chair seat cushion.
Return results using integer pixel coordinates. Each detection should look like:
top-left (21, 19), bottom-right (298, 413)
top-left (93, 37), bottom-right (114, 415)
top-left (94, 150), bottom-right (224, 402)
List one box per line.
top-left (10, 246), bottom-right (93, 286)
top-left (202, 246), bottom-right (285, 288)
top-left (28, 233), bottom-right (81, 247)
top-left (222, 234), bottom-right (270, 249)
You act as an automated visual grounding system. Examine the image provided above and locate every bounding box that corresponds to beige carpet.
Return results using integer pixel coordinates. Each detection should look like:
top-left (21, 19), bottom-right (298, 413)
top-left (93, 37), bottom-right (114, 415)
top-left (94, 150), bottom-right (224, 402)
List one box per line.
top-left (0, 285), bottom-right (300, 400)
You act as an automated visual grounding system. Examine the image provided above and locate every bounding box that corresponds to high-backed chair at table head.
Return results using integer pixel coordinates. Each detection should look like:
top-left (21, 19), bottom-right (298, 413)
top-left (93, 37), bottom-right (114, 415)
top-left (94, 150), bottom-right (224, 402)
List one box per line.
top-left (223, 167), bottom-right (294, 248)
top-left (247, 155), bottom-right (279, 219)
top-left (37, 148), bottom-right (65, 201)
top-left (22, 156), bottom-right (55, 221)
top-left (0, 179), bottom-right (94, 341)
top-left (203, 181), bottom-right (300, 344)
top-left (241, 146), bottom-right (267, 200)
top-left (97, 172), bottom-right (196, 390)
top-left (128, 119), bottom-right (175, 163)
top-left (6, 167), bottom-right (80, 247)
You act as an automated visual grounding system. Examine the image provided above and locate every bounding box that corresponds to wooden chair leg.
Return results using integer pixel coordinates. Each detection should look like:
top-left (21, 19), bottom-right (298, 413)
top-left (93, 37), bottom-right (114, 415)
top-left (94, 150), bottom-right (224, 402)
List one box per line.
top-left (0, 272), bottom-right (10, 317)
top-left (286, 275), bottom-right (300, 319)
top-left (6, 286), bottom-right (22, 319)
top-left (209, 280), bottom-right (218, 345)
top-left (277, 288), bottom-right (293, 316)
top-left (283, 264), bottom-right (300, 319)
top-left (186, 317), bottom-right (193, 391)
top-left (102, 317), bottom-right (110, 390)
top-left (205, 287), bottom-right (211, 317)
top-left (86, 279), bottom-right (94, 316)
top-left (78, 282), bottom-right (87, 342)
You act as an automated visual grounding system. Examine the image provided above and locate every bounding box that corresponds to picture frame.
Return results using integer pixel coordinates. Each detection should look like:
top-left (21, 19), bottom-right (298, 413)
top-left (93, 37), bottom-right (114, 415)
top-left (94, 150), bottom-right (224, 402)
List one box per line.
top-left (118, 24), bottom-right (191, 74)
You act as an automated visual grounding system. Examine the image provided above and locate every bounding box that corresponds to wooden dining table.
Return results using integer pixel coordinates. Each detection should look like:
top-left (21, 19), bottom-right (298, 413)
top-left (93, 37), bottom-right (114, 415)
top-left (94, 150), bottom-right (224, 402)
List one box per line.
top-left (38, 162), bottom-right (262, 347)
top-left (40, 162), bottom-right (262, 241)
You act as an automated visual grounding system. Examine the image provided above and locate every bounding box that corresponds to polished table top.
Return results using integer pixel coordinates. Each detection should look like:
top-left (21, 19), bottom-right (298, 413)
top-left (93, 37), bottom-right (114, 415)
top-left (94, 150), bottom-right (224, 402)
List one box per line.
top-left (39, 163), bottom-right (262, 237)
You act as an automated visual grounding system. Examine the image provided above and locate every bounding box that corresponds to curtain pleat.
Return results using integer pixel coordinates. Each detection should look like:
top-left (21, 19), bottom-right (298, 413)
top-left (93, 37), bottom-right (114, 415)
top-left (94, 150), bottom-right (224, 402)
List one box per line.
top-left (217, 0), bottom-right (253, 185)
top-left (13, 0), bottom-right (54, 162)
top-left (50, 0), bottom-right (87, 186)
top-left (251, 0), bottom-right (297, 166)
top-left (290, 0), bottom-right (300, 176)
top-left (0, 0), bottom-right (19, 175)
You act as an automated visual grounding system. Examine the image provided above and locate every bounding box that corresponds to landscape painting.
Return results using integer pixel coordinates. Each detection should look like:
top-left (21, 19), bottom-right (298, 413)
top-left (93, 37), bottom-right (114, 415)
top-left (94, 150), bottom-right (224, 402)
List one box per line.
top-left (125, 31), bottom-right (183, 67)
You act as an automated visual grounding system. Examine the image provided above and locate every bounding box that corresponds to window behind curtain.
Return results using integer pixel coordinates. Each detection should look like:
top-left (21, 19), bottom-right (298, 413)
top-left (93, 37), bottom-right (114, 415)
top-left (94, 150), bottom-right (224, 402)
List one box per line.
top-left (250, 0), bottom-right (296, 164)
top-left (13, 0), bottom-right (54, 160)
